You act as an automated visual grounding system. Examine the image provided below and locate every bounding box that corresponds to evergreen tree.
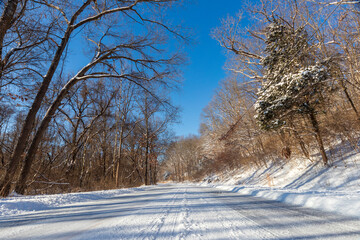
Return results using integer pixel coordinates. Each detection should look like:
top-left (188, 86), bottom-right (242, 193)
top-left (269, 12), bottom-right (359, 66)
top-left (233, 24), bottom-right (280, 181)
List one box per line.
top-left (255, 20), bottom-right (331, 165)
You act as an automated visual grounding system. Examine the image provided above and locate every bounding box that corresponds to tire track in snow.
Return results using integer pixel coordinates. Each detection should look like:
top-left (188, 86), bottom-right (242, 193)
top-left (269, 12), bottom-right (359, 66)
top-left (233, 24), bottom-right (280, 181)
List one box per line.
top-left (178, 190), bottom-right (192, 239)
top-left (177, 187), bottom-right (203, 240)
top-left (198, 195), bottom-right (248, 239)
top-left (138, 186), bottom-right (205, 240)
top-left (70, 194), bottom-right (163, 240)
top-left (151, 186), bottom-right (197, 240)
top-left (131, 187), bottom-right (181, 240)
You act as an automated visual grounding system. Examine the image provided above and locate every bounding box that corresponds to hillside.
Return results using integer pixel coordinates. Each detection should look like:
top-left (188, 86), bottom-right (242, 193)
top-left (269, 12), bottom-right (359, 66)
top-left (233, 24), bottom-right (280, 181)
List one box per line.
top-left (202, 141), bottom-right (360, 218)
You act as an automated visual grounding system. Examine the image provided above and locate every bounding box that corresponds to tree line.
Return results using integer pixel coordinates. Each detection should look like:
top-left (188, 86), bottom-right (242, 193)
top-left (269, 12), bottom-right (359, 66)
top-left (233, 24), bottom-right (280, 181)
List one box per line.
top-left (0, 0), bottom-right (185, 197)
top-left (161, 0), bottom-right (360, 182)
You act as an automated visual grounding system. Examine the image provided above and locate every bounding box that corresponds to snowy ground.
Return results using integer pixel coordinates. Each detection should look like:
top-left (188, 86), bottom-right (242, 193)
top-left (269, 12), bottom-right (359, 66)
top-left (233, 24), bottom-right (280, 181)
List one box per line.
top-left (202, 142), bottom-right (360, 218)
top-left (1, 184), bottom-right (360, 240)
top-left (0, 186), bottom-right (149, 217)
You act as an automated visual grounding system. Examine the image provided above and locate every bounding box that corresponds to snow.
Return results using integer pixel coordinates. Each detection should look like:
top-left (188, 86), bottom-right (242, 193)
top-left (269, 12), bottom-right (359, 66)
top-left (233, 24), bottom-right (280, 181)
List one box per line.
top-left (329, 1), bottom-right (360, 5)
top-left (1, 184), bottom-right (360, 239)
top-left (0, 186), bottom-right (147, 217)
top-left (202, 142), bottom-right (360, 218)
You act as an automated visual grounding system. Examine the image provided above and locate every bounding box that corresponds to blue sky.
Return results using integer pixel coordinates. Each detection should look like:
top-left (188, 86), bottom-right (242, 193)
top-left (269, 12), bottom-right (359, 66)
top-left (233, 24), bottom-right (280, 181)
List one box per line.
top-left (64, 0), bottom-right (247, 137)
top-left (170, 0), bottom-right (247, 137)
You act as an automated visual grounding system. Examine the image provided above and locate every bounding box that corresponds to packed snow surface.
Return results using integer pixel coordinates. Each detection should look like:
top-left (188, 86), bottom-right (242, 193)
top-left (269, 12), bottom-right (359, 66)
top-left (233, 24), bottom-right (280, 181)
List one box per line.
top-left (0, 187), bottom-right (146, 217)
top-left (1, 184), bottom-right (360, 239)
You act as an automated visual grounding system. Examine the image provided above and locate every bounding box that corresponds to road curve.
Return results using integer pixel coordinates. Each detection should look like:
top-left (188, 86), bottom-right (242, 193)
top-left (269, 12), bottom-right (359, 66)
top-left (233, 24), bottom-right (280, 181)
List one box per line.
top-left (0, 184), bottom-right (360, 239)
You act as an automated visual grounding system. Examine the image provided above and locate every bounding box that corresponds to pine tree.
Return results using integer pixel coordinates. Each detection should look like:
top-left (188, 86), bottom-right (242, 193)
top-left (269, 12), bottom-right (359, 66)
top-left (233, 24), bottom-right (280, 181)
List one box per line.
top-left (255, 20), bottom-right (331, 165)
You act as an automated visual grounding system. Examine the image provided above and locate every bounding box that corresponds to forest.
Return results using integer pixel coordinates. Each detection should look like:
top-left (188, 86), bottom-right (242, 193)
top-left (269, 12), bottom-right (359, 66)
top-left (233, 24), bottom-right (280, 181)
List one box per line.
top-left (161, 0), bottom-right (360, 182)
top-left (0, 0), bottom-right (185, 197)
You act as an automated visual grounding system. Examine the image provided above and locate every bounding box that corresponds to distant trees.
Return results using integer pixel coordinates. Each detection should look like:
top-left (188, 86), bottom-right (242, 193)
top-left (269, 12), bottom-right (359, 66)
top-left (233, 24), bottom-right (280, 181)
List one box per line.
top-left (0, 0), bottom-right (185, 197)
top-left (161, 136), bottom-right (203, 182)
top-left (138, 89), bottom-right (179, 185)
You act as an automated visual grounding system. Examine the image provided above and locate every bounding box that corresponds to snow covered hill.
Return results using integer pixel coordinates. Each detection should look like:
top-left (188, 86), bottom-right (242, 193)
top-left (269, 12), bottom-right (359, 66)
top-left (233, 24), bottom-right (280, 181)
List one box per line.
top-left (202, 142), bottom-right (360, 218)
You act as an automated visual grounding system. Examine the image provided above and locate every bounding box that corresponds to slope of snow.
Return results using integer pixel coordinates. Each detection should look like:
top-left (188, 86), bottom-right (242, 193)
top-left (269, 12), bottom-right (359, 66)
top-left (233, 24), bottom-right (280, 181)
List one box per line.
top-left (202, 142), bottom-right (360, 218)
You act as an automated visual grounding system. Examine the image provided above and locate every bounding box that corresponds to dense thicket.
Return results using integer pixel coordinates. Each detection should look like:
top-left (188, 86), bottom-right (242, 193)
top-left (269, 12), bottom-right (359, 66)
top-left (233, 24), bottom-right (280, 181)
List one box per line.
top-left (161, 0), bottom-right (360, 181)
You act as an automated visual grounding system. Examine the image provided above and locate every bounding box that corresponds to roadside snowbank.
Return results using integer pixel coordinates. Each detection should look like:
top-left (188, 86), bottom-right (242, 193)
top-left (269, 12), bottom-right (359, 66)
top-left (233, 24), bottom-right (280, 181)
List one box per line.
top-left (207, 184), bottom-right (360, 218)
top-left (0, 186), bottom-right (147, 217)
top-left (202, 143), bottom-right (360, 218)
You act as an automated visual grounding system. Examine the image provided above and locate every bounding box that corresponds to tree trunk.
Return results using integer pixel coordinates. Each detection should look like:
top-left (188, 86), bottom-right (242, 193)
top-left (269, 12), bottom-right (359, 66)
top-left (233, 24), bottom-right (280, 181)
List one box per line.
top-left (115, 132), bottom-right (123, 187)
top-left (340, 80), bottom-right (360, 121)
top-left (0, 29), bottom-right (75, 197)
top-left (0, 0), bottom-right (21, 196)
top-left (0, 0), bottom-right (19, 76)
top-left (145, 141), bottom-right (150, 185)
top-left (152, 157), bottom-right (157, 185)
top-left (14, 101), bottom-right (65, 194)
top-left (112, 126), bottom-right (118, 179)
top-left (0, 0), bottom-right (93, 197)
top-left (308, 109), bottom-right (328, 166)
top-left (295, 131), bottom-right (310, 159)
top-left (79, 143), bottom-right (87, 188)
top-left (14, 74), bottom-right (87, 194)
top-left (289, 121), bottom-right (310, 159)
top-left (144, 97), bottom-right (150, 185)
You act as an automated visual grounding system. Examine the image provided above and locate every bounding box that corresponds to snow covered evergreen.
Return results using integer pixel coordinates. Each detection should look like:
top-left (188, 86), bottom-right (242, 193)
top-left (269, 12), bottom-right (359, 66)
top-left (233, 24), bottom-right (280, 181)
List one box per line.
top-left (255, 20), bottom-right (329, 131)
top-left (254, 19), bottom-right (333, 165)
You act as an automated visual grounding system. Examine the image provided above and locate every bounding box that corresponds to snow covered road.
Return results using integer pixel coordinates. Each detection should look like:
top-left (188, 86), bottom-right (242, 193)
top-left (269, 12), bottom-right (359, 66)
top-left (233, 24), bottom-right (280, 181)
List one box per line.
top-left (1, 184), bottom-right (360, 239)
